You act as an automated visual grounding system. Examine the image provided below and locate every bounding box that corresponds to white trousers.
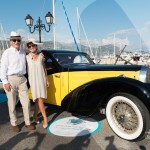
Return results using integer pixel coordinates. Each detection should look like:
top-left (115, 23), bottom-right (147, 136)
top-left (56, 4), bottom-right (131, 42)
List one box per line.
top-left (4, 75), bottom-right (31, 126)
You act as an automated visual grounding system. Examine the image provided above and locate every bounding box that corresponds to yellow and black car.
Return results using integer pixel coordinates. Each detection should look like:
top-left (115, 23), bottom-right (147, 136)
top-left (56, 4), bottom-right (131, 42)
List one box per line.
top-left (29, 50), bottom-right (150, 141)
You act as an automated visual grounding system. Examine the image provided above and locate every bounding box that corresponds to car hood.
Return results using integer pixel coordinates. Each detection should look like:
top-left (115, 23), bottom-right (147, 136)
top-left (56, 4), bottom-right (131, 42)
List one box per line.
top-left (63, 64), bottom-right (144, 71)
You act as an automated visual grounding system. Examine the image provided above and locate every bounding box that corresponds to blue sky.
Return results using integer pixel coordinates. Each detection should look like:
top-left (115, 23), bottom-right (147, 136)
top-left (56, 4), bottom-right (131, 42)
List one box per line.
top-left (0, 0), bottom-right (150, 52)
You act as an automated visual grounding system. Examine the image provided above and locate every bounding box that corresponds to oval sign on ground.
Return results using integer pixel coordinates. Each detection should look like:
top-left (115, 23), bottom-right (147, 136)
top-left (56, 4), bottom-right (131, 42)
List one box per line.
top-left (48, 116), bottom-right (102, 137)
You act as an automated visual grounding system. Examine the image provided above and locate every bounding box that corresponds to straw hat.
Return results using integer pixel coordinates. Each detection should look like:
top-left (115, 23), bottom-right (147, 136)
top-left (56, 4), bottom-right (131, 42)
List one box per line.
top-left (9, 31), bottom-right (22, 40)
top-left (26, 38), bottom-right (43, 46)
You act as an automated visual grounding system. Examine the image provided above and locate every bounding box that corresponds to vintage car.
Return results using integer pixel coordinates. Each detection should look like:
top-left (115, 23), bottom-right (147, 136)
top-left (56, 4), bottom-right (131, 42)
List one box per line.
top-left (29, 49), bottom-right (150, 141)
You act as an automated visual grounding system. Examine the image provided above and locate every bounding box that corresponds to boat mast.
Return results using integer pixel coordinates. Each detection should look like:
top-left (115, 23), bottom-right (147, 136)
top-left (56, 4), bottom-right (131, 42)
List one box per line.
top-left (62, 1), bottom-right (80, 51)
top-left (140, 31), bottom-right (142, 54)
top-left (113, 33), bottom-right (116, 59)
top-left (77, 7), bottom-right (81, 50)
top-left (0, 23), bottom-right (9, 56)
top-left (78, 13), bottom-right (94, 59)
top-left (52, 0), bottom-right (56, 49)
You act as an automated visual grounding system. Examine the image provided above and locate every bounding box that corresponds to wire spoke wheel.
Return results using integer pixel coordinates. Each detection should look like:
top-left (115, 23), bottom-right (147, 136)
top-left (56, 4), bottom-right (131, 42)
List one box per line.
top-left (112, 101), bottom-right (138, 134)
top-left (106, 92), bottom-right (150, 141)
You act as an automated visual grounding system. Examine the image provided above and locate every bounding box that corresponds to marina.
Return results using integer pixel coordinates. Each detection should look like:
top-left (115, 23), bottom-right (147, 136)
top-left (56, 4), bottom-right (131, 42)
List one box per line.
top-left (1, 0), bottom-right (150, 150)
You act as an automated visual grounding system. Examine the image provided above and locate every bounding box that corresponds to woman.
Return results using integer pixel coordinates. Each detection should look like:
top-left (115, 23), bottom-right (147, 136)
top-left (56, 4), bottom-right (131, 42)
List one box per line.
top-left (26, 38), bottom-right (49, 128)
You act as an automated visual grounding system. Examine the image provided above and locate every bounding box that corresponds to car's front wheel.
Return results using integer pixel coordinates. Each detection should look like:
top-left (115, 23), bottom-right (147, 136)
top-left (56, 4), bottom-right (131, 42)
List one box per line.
top-left (106, 92), bottom-right (150, 141)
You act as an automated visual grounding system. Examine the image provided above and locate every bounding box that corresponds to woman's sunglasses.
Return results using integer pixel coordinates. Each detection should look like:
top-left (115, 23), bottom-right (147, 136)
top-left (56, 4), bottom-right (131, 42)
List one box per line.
top-left (28, 44), bottom-right (36, 48)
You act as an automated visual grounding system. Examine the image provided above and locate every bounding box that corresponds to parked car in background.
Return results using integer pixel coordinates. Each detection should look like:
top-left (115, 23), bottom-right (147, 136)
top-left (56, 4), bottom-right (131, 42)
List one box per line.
top-left (28, 49), bottom-right (150, 141)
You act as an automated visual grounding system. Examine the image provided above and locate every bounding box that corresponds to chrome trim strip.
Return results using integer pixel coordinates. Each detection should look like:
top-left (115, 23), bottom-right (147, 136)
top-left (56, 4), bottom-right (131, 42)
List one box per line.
top-left (139, 66), bottom-right (148, 83)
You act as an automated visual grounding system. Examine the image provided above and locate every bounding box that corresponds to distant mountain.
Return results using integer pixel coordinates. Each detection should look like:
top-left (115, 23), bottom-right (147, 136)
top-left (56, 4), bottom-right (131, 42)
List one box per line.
top-left (80, 44), bottom-right (121, 57)
top-left (0, 40), bottom-right (126, 58)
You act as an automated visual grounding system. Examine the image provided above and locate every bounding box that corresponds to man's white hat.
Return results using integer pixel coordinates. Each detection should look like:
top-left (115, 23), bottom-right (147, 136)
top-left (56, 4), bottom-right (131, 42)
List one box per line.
top-left (9, 31), bottom-right (22, 40)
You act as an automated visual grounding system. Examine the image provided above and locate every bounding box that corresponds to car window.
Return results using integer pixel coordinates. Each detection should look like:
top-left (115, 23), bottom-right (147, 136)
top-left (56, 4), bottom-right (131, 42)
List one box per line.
top-left (73, 55), bottom-right (89, 63)
top-left (53, 53), bottom-right (91, 65)
top-left (47, 58), bottom-right (52, 62)
top-left (45, 58), bottom-right (54, 70)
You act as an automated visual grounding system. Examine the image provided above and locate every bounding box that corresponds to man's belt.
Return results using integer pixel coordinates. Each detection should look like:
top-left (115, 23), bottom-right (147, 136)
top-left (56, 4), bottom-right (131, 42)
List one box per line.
top-left (9, 74), bottom-right (24, 77)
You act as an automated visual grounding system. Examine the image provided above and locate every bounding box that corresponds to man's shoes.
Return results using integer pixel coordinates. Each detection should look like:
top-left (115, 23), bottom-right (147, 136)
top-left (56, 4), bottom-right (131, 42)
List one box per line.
top-left (11, 125), bottom-right (21, 132)
top-left (25, 124), bottom-right (35, 130)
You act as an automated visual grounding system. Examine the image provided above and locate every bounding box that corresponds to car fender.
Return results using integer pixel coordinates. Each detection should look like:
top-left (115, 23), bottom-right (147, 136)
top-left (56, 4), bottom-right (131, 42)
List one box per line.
top-left (61, 77), bottom-right (150, 116)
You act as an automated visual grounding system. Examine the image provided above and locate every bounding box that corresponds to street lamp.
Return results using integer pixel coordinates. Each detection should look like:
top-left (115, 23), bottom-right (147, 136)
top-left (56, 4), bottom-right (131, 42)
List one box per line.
top-left (25, 12), bottom-right (53, 43)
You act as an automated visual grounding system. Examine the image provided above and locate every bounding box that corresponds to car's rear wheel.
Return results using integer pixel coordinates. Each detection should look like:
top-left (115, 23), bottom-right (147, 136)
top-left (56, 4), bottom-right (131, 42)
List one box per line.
top-left (106, 92), bottom-right (150, 141)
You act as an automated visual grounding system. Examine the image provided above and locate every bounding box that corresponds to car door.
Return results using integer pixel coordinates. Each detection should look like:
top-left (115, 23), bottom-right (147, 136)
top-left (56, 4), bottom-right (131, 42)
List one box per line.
top-left (43, 57), bottom-right (61, 105)
top-left (44, 57), bottom-right (69, 106)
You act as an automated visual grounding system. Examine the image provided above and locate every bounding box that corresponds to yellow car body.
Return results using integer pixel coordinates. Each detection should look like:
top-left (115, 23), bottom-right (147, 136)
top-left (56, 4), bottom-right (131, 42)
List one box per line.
top-left (28, 50), bottom-right (150, 141)
top-left (28, 50), bottom-right (148, 107)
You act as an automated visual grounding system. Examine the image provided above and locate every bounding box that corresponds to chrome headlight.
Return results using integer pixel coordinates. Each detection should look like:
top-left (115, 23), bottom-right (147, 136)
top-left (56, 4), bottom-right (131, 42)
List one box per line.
top-left (139, 66), bottom-right (150, 83)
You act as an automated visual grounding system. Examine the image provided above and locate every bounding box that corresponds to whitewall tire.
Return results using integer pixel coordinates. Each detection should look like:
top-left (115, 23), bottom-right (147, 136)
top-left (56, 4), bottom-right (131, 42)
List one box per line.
top-left (106, 92), bottom-right (150, 141)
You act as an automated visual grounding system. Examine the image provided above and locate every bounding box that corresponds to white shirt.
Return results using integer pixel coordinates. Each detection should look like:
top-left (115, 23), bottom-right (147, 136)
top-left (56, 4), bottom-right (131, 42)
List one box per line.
top-left (1, 46), bottom-right (26, 84)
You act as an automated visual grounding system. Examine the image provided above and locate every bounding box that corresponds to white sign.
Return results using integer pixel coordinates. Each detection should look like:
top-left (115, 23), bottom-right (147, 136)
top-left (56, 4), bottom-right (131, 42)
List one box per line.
top-left (48, 116), bottom-right (102, 137)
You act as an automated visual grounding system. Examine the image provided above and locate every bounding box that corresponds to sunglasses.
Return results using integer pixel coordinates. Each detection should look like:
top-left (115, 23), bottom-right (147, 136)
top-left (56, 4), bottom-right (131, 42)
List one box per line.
top-left (28, 44), bottom-right (36, 48)
top-left (12, 39), bottom-right (21, 43)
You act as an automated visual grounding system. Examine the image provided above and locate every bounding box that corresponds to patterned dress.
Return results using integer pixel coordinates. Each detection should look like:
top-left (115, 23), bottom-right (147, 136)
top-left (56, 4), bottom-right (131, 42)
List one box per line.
top-left (26, 53), bottom-right (47, 102)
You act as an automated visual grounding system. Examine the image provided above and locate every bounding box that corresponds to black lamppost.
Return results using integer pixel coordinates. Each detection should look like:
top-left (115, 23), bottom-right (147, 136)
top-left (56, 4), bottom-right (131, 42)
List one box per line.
top-left (25, 12), bottom-right (53, 43)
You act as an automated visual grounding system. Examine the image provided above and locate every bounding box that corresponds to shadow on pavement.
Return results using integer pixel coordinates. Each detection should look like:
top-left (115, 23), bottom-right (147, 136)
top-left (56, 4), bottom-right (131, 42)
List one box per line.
top-left (105, 136), bottom-right (117, 150)
top-left (52, 130), bottom-right (101, 150)
top-left (0, 102), bottom-right (9, 125)
top-left (139, 145), bottom-right (146, 150)
top-left (0, 131), bottom-right (46, 150)
top-left (34, 104), bottom-right (64, 125)
top-left (45, 104), bottom-right (64, 125)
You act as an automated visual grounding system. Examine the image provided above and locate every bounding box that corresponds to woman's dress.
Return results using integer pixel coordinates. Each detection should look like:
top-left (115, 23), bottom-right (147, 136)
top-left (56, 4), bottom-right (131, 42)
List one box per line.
top-left (26, 53), bottom-right (47, 102)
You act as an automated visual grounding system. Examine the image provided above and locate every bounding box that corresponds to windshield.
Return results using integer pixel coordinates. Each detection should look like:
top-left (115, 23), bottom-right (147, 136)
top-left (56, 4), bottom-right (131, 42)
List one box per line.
top-left (53, 53), bottom-right (93, 65)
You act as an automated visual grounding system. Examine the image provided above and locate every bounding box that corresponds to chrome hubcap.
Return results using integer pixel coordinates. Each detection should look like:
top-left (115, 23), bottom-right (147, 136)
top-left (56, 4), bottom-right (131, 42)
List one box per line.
top-left (112, 101), bottom-right (138, 133)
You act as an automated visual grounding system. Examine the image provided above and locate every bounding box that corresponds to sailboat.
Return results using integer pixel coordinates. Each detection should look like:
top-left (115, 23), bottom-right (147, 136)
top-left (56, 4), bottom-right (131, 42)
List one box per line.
top-left (0, 23), bottom-right (8, 55)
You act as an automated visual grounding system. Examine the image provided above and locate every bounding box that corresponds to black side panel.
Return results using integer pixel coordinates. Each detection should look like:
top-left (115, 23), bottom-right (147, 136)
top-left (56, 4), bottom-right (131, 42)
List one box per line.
top-left (61, 77), bottom-right (150, 116)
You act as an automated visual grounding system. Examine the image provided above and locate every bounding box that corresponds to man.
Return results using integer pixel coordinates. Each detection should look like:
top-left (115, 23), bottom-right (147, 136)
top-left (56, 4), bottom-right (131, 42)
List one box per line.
top-left (1, 31), bottom-right (35, 132)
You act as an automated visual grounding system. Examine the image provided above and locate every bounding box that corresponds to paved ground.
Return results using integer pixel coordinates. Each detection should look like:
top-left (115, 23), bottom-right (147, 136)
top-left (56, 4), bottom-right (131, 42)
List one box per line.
top-left (0, 101), bottom-right (150, 150)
